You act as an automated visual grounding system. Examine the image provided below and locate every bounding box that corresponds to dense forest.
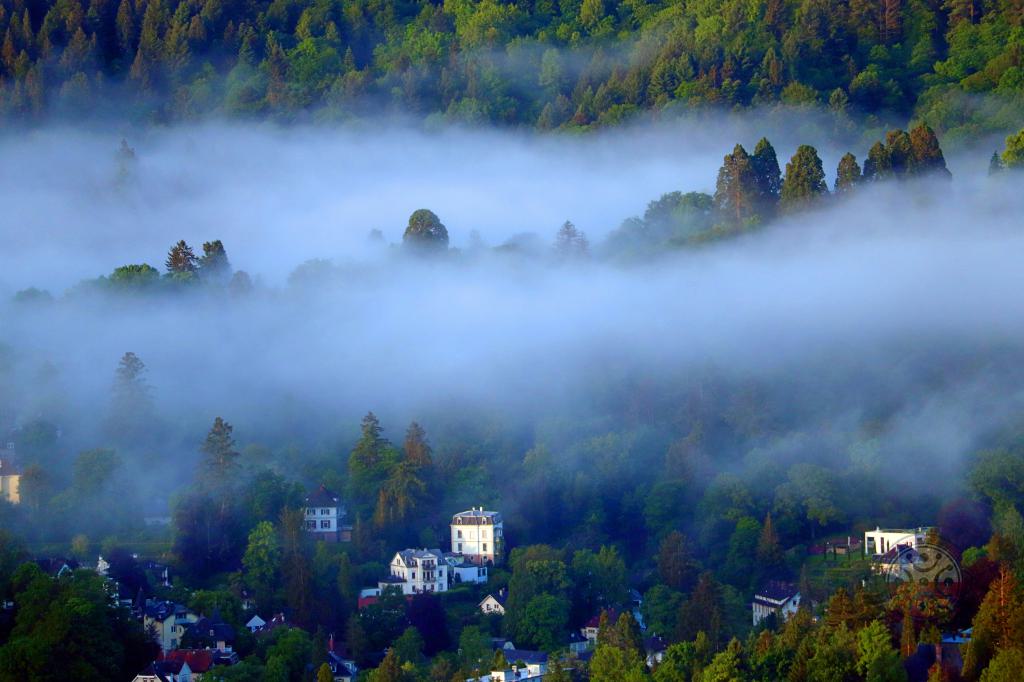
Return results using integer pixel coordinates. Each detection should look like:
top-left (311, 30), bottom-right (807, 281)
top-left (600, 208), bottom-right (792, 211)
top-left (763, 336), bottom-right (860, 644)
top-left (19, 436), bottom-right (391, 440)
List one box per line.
top-left (1, 128), bottom-right (1024, 681)
top-left (0, 0), bottom-right (1023, 135)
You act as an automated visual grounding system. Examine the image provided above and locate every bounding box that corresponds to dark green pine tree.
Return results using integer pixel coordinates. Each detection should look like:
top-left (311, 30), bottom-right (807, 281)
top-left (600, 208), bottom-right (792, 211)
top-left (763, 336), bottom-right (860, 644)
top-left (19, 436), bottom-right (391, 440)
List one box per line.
top-left (885, 129), bottom-right (914, 175)
top-left (199, 240), bottom-right (231, 282)
top-left (106, 351), bottom-right (154, 442)
top-left (403, 422), bottom-right (432, 468)
top-left (863, 141), bottom-right (892, 181)
top-left (781, 144), bottom-right (828, 210)
top-left (201, 417), bottom-right (239, 486)
top-left (714, 144), bottom-right (761, 227)
top-left (348, 412), bottom-right (393, 511)
top-left (834, 152), bottom-right (862, 193)
top-left (165, 240), bottom-right (197, 274)
top-left (909, 123), bottom-right (951, 178)
top-left (751, 137), bottom-right (782, 218)
top-left (989, 151), bottom-right (1005, 175)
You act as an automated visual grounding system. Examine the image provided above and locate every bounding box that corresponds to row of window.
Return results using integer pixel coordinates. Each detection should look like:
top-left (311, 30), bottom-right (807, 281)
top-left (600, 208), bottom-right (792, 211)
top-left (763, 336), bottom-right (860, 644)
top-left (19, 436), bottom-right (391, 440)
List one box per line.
top-left (305, 520), bottom-right (333, 529)
top-left (455, 529), bottom-right (492, 539)
top-left (306, 508), bottom-right (334, 516)
top-left (455, 543), bottom-right (488, 552)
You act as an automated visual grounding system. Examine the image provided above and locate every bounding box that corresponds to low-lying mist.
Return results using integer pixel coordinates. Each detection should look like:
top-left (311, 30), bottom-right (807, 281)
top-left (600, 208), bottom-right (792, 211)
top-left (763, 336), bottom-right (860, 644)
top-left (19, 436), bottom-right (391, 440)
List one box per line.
top-left (2, 115), bottom-right (1023, 504)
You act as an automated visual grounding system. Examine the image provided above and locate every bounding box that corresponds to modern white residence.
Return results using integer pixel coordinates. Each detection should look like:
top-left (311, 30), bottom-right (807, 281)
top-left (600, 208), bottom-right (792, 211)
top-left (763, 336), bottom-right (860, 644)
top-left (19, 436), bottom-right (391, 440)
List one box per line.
top-left (864, 527), bottom-right (933, 558)
top-left (304, 485), bottom-right (351, 543)
top-left (446, 552), bottom-right (489, 584)
top-left (451, 508), bottom-right (503, 565)
top-left (465, 649), bottom-right (548, 682)
top-left (380, 549), bottom-right (449, 595)
top-left (751, 581), bottom-right (801, 626)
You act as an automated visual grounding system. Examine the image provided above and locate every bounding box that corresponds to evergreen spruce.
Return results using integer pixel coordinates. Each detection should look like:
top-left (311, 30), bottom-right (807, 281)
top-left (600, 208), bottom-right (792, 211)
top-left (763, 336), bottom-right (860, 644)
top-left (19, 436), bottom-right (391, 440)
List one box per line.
top-left (835, 153), bottom-right (862, 193)
top-left (781, 144), bottom-right (828, 210)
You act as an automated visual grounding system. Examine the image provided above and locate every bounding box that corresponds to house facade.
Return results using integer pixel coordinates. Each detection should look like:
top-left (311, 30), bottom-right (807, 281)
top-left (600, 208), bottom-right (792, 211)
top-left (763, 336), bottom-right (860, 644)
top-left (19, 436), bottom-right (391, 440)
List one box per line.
top-left (304, 485), bottom-right (351, 543)
top-left (132, 660), bottom-right (194, 682)
top-left (478, 588), bottom-right (508, 616)
top-left (143, 601), bottom-right (199, 652)
top-left (451, 508), bottom-right (503, 566)
top-left (752, 581), bottom-right (801, 626)
top-left (0, 451), bottom-right (21, 504)
top-left (864, 527), bottom-right (932, 559)
top-left (380, 549), bottom-right (449, 595)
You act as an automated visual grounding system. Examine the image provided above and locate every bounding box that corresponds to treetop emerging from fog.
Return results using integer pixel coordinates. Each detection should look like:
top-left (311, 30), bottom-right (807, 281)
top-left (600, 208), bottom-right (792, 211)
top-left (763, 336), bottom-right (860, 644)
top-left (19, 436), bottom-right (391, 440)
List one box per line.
top-left (403, 210), bottom-right (450, 252)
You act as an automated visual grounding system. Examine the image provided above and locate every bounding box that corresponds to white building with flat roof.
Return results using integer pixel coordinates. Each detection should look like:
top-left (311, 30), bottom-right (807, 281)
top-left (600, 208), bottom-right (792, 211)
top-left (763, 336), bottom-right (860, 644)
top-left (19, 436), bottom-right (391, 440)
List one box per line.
top-left (451, 508), bottom-right (503, 565)
top-left (864, 527), bottom-right (932, 558)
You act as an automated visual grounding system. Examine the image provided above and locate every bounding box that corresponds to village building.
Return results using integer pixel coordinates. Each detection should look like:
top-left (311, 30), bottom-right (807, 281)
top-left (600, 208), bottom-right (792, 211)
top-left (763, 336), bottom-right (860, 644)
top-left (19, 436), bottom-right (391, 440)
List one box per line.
top-left (0, 447), bottom-right (21, 504)
top-left (245, 615), bottom-right (266, 633)
top-left (478, 588), bottom-right (508, 616)
top-left (446, 552), bottom-right (489, 584)
top-left (864, 527), bottom-right (932, 559)
top-left (466, 649), bottom-right (548, 682)
top-left (379, 548), bottom-right (449, 595)
top-left (132, 660), bottom-right (195, 682)
top-left (184, 614), bottom-right (237, 652)
top-left (581, 609), bottom-right (619, 646)
top-left (451, 508), bottom-right (503, 566)
top-left (568, 630), bottom-right (589, 654)
top-left (304, 485), bottom-right (351, 543)
top-left (752, 581), bottom-right (801, 626)
top-left (143, 601), bottom-right (199, 652)
top-left (644, 636), bottom-right (669, 667)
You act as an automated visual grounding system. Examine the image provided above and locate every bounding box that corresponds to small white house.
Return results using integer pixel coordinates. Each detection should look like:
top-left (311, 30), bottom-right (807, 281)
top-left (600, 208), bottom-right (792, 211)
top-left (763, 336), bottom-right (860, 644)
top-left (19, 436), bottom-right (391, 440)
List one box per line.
top-left (752, 581), bottom-right (801, 626)
top-left (304, 485), bottom-right (351, 543)
top-left (446, 552), bottom-right (489, 585)
top-left (451, 508), bottom-right (503, 566)
top-left (380, 549), bottom-right (449, 595)
top-left (479, 588), bottom-right (508, 616)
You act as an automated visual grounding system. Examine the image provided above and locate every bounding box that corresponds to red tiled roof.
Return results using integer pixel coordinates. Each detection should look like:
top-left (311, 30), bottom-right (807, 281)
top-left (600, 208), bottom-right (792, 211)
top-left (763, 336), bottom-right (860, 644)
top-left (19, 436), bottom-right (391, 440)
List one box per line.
top-left (163, 649), bottom-right (214, 673)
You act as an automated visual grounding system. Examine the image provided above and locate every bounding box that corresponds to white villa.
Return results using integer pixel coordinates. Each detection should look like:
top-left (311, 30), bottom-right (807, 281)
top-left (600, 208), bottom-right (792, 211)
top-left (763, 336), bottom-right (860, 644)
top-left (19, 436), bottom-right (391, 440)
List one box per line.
top-left (304, 485), bottom-right (351, 543)
top-left (864, 527), bottom-right (933, 559)
top-left (451, 508), bottom-right (503, 566)
top-left (380, 549), bottom-right (449, 595)
top-left (752, 581), bottom-right (801, 626)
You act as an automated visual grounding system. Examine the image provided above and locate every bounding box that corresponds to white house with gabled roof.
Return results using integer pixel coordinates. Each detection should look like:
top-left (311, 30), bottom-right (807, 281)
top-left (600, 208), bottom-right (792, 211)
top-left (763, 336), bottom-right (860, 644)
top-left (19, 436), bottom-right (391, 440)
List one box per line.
top-left (380, 548), bottom-right (449, 595)
top-left (304, 484), bottom-right (351, 543)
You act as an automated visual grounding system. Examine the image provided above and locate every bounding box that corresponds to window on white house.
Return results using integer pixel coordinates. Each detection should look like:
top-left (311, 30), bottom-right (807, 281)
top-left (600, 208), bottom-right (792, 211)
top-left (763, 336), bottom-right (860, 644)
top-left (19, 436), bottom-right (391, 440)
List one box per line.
top-left (483, 543), bottom-right (488, 552)
top-left (321, 508), bottom-right (329, 515)
top-left (457, 530), bottom-right (462, 539)
top-left (321, 520), bottom-right (330, 529)
top-left (306, 508), bottom-right (314, 516)
top-left (457, 543), bottom-right (462, 552)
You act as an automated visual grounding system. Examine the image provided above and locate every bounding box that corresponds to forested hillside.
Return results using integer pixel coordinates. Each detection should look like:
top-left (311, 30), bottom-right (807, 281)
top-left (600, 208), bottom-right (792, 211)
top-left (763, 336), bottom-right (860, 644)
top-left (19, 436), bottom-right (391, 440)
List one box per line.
top-left (1, 0), bottom-right (1022, 133)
